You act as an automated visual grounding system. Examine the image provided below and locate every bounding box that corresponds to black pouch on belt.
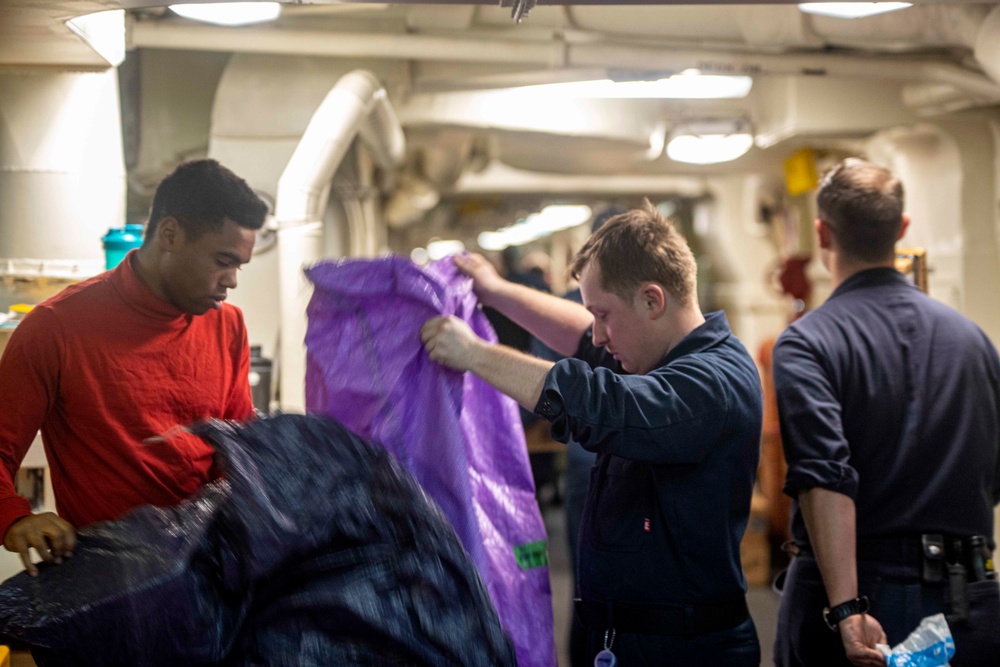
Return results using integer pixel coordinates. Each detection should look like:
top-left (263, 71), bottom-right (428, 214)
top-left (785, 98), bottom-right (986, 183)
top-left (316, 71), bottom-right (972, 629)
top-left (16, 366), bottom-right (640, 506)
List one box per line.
top-left (921, 534), bottom-right (945, 584)
top-left (947, 561), bottom-right (971, 623)
top-left (947, 540), bottom-right (970, 623)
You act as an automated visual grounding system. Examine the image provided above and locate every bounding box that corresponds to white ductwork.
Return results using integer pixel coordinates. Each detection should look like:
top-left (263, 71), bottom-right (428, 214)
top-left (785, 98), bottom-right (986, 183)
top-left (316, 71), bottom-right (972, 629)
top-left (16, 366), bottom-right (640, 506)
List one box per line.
top-left (974, 6), bottom-right (1000, 88)
top-left (454, 161), bottom-right (708, 196)
top-left (132, 19), bottom-right (1000, 104)
top-left (0, 68), bottom-right (124, 281)
top-left (132, 22), bottom-right (566, 67)
top-left (565, 4), bottom-right (989, 51)
top-left (803, 5), bottom-right (989, 51)
top-left (135, 4), bottom-right (988, 59)
top-left (276, 69), bottom-right (405, 412)
top-left (567, 45), bottom-right (1000, 103)
top-left (276, 72), bottom-right (404, 223)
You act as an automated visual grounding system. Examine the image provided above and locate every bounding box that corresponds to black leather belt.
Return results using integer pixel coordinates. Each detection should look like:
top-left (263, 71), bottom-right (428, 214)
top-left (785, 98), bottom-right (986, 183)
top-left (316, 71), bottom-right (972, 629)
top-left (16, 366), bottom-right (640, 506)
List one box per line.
top-left (795, 534), bottom-right (995, 624)
top-left (574, 596), bottom-right (750, 637)
top-left (796, 534), bottom-right (993, 578)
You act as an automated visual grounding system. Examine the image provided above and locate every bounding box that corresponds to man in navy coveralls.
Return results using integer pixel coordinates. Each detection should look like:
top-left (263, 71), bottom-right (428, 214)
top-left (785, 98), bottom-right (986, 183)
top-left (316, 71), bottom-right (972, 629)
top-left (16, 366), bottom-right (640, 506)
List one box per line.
top-left (422, 203), bottom-right (763, 665)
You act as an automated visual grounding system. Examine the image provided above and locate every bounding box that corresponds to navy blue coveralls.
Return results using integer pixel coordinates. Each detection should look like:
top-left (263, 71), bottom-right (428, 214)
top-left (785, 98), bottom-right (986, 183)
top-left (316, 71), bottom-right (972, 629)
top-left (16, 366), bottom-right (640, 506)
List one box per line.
top-left (773, 268), bottom-right (1000, 666)
top-left (535, 311), bottom-right (763, 666)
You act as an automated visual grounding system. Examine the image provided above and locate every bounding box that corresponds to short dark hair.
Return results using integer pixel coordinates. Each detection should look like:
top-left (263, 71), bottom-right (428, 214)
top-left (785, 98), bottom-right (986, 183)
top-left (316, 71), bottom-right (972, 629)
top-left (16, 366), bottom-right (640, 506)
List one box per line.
top-left (817, 158), bottom-right (904, 263)
top-left (570, 200), bottom-right (697, 305)
top-left (145, 159), bottom-right (268, 242)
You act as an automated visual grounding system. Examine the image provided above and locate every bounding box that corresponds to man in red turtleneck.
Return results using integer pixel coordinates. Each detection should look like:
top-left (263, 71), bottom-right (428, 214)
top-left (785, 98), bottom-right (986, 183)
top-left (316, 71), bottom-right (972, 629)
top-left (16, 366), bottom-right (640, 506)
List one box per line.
top-left (0, 159), bottom-right (268, 575)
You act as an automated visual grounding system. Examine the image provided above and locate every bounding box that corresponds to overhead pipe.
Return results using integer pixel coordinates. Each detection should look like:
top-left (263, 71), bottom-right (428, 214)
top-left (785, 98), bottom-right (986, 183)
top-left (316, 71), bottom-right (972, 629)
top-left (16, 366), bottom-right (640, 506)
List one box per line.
top-left (132, 21), bottom-right (1000, 104)
top-left (564, 4), bottom-right (989, 53)
top-left (902, 83), bottom-right (973, 112)
top-left (453, 162), bottom-right (708, 197)
top-left (275, 70), bottom-right (405, 412)
top-left (131, 22), bottom-right (566, 67)
top-left (974, 6), bottom-right (1000, 87)
top-left (567, 44), bottom-right (1000, 103)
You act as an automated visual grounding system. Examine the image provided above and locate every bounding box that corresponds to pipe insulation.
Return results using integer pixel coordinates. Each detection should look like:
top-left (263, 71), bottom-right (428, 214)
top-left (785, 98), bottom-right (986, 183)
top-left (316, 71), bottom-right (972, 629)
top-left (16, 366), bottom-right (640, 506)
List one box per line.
top-left (275, 70), bottom-right (405, 412)
top-left (568, 44), bottom-right (1000, 102)
top-left (132, 21), bottom-right (1000, 103)
top-left (974, 6), bottom-right (1000, 89)
top-left (132, 23), bottom-right (566, 67)
top-left (276, 73), bottom-right (404, 224)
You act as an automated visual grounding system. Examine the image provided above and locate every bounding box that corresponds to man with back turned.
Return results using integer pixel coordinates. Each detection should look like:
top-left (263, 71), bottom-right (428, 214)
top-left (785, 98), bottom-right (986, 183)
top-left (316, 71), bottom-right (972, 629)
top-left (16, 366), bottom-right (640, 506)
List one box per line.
top-left (773, 158), bottom-right (1000, 666)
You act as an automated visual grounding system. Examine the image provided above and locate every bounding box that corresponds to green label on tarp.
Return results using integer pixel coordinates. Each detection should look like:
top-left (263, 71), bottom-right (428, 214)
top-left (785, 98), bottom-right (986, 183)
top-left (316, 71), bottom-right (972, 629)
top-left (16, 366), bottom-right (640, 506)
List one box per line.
top-left (513, 540), bottom-right (548, 570)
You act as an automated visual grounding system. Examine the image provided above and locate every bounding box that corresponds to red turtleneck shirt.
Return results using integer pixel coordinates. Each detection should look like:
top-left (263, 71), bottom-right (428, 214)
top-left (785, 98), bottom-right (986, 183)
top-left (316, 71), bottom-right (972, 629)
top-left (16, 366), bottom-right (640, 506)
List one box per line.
top-left (0, 252), bottom-right (253, 540)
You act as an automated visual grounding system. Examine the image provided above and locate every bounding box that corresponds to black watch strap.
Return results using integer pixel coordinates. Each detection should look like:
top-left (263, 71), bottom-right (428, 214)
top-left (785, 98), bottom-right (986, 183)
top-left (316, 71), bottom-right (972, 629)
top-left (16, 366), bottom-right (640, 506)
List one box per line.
top-left (822, 595), bottom-right (869, 631)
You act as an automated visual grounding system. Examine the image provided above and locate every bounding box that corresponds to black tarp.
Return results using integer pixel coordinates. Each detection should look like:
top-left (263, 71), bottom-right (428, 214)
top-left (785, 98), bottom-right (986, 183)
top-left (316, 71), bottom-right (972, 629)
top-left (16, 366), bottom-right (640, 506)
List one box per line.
top-left (0, 414), bottom-right (516, 666)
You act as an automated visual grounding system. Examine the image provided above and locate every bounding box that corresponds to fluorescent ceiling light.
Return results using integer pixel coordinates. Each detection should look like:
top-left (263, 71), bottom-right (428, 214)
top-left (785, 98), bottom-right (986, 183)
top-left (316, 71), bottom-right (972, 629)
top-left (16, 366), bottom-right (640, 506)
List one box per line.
top-left (512, 70), bottom-right (752, 99)
top-left (478, 205), bottom-right (592, 251)
top-left (798, 2), bottom-right (911, 19)
top-left (426, 239), bottom-right (466, 261)
top-left (666, 120), bottom-right (754, 165)
top-left (170, 2), bottom-right (281, 26)
top-left (66, 10), bottom-right (125, 66)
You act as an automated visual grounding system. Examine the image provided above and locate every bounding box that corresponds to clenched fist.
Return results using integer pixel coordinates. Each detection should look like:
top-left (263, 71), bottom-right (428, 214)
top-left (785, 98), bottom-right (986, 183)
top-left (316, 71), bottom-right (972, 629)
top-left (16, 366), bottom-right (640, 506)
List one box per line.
top-left (421, 316), bottom-right (484, 372)
top-left (838, 613), bottom-right (888, 667)
top-left (453, 253), bottom-right (506, 306)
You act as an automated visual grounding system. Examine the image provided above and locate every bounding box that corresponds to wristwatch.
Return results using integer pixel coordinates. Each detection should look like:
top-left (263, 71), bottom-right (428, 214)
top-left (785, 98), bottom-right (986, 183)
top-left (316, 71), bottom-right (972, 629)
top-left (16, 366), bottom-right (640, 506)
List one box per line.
top-left (822, 596), bottom-right (869, 631)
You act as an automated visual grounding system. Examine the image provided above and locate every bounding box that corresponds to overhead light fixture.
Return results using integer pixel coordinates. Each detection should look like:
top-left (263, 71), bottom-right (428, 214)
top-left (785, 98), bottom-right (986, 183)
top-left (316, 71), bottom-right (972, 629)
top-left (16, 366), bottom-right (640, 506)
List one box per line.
top-left (411, 239), bottom-right (466, 265)
top-left (426, 239), bottom-right (466, 261)
top-left (666, 120), bottom-right (754, 165)
top-left (478, 205), bottom-right (592, 251)
top-left (798, 2), bottom-right (912, 19)
top-left (170, 2), bottom-right (281, 26)
top-left (511, 70), bottom-right (752, 99)
top-left (66, 9), bottom-right (125, 66)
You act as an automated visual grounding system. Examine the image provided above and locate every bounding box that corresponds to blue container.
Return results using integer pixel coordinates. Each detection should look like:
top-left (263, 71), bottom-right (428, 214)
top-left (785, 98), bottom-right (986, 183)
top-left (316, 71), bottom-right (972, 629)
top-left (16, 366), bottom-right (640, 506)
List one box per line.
top-left (101, 224), bottom-right (145, 270)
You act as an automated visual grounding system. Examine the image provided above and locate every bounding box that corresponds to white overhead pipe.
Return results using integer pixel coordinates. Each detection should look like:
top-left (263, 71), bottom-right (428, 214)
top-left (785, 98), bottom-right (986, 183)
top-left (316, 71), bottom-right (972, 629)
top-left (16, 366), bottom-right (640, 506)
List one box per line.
top-left (131, 22), bottom-right (566, 66)
top-left (568, 44), bottom-right (1000, 103)
top-left (275, 73), bottom-right (404, 223)
top-left (902, 83), bottom-right (973, 112)
top-left (275, 70), bottom-right (405, 412)
top-left (974, 6), bottom-right (1000, 88)
top-left (132, 21), bottom-right (1000, 104)
top-left (453, 161), bottom-right (708, 197)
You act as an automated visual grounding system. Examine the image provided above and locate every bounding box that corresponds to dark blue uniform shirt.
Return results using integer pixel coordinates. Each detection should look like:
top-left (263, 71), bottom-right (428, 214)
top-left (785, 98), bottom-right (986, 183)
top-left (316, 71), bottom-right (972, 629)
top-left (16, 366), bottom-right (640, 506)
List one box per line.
top-left (535, 311), bottom-right (762, 606)
top-left (774, 268), bottom-right (1000, 548)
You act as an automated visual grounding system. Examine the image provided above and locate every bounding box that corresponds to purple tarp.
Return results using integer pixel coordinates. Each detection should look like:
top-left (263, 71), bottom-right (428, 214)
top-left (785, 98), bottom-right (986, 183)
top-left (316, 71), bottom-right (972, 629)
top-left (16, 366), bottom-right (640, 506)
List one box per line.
top-left (304, 256), bottom-right (555, 667)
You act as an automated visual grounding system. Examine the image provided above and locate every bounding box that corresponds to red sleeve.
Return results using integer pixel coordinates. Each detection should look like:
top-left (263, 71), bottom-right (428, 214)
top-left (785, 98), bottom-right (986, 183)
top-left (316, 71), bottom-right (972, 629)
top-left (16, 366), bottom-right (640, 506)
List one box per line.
top-left (0, 307), bottom-right (61, 540)
top-left (223, 310), bottom-right (254, 421)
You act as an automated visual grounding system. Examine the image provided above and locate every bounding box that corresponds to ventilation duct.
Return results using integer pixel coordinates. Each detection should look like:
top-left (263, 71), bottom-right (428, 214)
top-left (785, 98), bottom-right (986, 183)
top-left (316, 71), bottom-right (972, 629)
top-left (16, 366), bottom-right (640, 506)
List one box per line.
top-left (974, 6), bottom-right (1000, 88)
top-left (133, 5), bottom-right (1000, 101)
top-left (275, 69), bottom-right (405, 412)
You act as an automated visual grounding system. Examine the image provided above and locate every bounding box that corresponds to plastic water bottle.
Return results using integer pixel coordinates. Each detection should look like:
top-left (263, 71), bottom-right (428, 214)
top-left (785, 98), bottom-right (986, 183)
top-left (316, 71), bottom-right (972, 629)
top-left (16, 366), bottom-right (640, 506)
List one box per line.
top-left (101, 224), bottom-right (145, 270)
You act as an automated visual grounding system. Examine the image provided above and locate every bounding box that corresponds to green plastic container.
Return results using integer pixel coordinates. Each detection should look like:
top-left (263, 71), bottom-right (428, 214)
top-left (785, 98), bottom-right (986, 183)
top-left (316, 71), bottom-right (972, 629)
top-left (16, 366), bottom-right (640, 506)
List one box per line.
top-left (101, 224), bottom-right (144, 270)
